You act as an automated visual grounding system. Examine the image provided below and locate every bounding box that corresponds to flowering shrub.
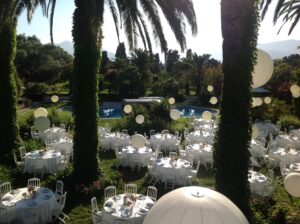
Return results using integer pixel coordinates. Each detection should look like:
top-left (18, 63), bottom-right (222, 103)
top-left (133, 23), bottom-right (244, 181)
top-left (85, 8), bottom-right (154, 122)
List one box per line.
top-left (75, 180), bottom-right (102, 197)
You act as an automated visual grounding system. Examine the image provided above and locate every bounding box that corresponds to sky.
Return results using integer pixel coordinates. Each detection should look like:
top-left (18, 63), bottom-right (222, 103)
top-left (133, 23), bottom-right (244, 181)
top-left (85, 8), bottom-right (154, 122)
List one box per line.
top-left (17, 0), bottom-right (300, 60)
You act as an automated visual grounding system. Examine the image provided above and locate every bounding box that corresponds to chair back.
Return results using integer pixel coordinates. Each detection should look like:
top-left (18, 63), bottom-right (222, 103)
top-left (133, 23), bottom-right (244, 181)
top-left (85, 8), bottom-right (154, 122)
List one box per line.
top-left (149, 130), bottom-right (155, 137)
top-left (122, 129), bottom-right (128, 135)
top-left (147, 186), bottom-right (157, 201)
top-left (91, 197), bottom-right (99, 213)
top-left (0, 182), bottom-right (11, 197)
top-left (156, 151), bottom-right (163, 159)
top-left (124, 184), bottom-right (137, 195)
top-left (104, 186), bottom-right (116, 201)
top-left (28, 178), bottom-right (40, 188)
top-left (55, 180), bottom-right (64, 200)
top-left (196, 161), bottom-right (201, 173)
top-left (19, 147), bottom-right (26, 160)
top-left (59, 191), bottom-right (67, 211)
top-left (60, 124), bottom-right (66, 129)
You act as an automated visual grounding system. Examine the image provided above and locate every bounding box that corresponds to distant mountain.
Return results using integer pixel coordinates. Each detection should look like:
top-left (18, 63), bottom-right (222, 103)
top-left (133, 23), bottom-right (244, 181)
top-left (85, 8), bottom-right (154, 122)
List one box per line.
top-left (57, 40), bottom-right (115, 59)
top-left (258, 40), bottom-right (300, 59)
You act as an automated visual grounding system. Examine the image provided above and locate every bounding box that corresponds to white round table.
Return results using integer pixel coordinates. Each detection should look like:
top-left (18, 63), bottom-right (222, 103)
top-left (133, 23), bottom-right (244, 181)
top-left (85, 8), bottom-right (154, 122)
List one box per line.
top-left (152, 157), bottom-right (191, 185)
top-left (269, 148), bottom-right (300, 166)
top-left (103, 132), bottom-right (131, 149)
top-left (249, 139), bottom-right (266, 158)
top-left (48, 137), bottom-right (73, 155)
top-left (248, 170), bottom-right (268, 195)
top-left (0, 187), bottom-right (57, 223)
top-left (186, 143), bottom-right (213, 163)
top-left (186, 131), bottom-right (214, 145)
top-left (120, 146), bottom-right (154, 168)
top-left (150, 134), bottom-right (178, 151)
top-left (275, 134), bottom-right (300, 149)
top-left (24, 150), bottom-right (61, 173)
top-left (39, 127), bottom-right (66, 144)
top-left (103, 194), bottom-right (154, 224)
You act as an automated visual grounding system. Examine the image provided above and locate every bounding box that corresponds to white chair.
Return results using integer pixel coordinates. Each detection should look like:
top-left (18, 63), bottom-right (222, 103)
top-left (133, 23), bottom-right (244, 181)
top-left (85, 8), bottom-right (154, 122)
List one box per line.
top-left (146, 186), bottom-right (157, 201)
top-left (165, 176), bottom-right (175, 190)
top-left (124, 184), bottom-right (137, 195)
top-left (104, 186), bottom-right (116, 201)
top-left (31, 159), bottom-right (45, 178)
top-left (204, 155), bottom-right (213, 169)
top-left (131, 153), bottom-right (143, 172)
top-left (149, 130), bottom-right (155, 137)
top-left (114, 144), bottom-right (122, 159)
top-left (91, 197), bottom-right (103, 224)
top-left (267, 169), bottom-right (274, 181)
top-left (19, 146), bottom-right (26, 161)
top-left (156, 151), bottom-right (163, 159)
top-left (53, 191), bottom-right (69, 224)
top-left (22, 206), bottom-right (39, 224)
top-left (0, 182), bottom-right (11, 197)
top-left (60, 124), bottom-right (66, 129)
top-left (55, 180), bottom-right (64, 201)
top-left (115, 219), bottom-right (133, 224)
top-left (122, 129), bottom-right (128, 135)
top-left (190, 161), bottom-right (201, 177)
top-left (31, 126), bottom-right (40, 140)
top-left (28, 178), bottom-right (40, 188)
top-left (13, 153), bottom-right (24, 173)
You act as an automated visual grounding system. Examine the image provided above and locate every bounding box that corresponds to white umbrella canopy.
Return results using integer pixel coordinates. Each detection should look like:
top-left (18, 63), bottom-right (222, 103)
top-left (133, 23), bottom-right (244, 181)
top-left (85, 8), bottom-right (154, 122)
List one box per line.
top-left (143, 186), bottom-right (249, 224)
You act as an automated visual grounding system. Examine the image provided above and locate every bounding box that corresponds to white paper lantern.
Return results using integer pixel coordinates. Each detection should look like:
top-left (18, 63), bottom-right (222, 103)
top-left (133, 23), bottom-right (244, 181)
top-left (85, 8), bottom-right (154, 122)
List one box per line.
top-left (252, 125), bottom-right (259, 139)
top-left (34, 117), bottom-right (50, 132)
top-left (202, 111), bottom-right (212, 122)
top-left (290, 84), bottom-right (300, 94)
top-left (251, 97), bottom-right (257, 107)
top-left (51, 95), bottom-right (59, 103)
top-left (131, 134), bottom-right (146, 149)
top-left (292, 90), bottom-right (300, 98)
top-left (124, 105), bottom-right (132, 113)
top-left (170, 109), bottom-right (181, 120)
top-left (255, 98), bottom-right (263, 107)
top-left (143, 186), bottom-right (249, 224)
top-left (135, 115), bottom-right (144, 124)
top-left (168, 97), bottom-right (175, 105)
top-left (207, 85), bottom-right (214, 92)
top-left (209, 97), bottom-right (218, 105)
top-left (34, 107), bottom-right (48, 118)
top-left (252, 49), bottom-right (273, 88)
top-left (284, 173), bottom-right (300, 197)
top-left (264, 97), bottom-right (272, 104)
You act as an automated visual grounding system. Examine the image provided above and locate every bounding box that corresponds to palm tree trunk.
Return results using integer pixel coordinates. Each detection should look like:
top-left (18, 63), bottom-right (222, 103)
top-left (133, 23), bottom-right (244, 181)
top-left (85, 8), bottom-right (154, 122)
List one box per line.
top-left (0, 1), bottom-right (21, 166)
top-left (214, 0), bottom-right (259, 221)
top-left (72, 0), bottom-right (104, 184)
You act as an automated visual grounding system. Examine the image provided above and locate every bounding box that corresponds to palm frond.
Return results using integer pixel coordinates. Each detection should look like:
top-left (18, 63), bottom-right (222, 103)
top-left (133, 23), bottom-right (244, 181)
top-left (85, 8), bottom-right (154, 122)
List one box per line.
top-left (47, 0), bottom-right (56, 44)
top-left (137, 11), bottom-right (153, 56)
top-left (106, 0), bottom-right (120, 43)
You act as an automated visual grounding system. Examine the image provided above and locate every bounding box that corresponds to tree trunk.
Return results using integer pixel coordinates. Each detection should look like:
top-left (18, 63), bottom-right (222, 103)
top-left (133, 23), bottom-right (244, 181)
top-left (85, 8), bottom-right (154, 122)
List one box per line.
top-left (214, 0), bottom-right (258, 221)
top-left (0, 2), bottom-right (21, 166)
top-left (72, 0), bottom-right (103, 184)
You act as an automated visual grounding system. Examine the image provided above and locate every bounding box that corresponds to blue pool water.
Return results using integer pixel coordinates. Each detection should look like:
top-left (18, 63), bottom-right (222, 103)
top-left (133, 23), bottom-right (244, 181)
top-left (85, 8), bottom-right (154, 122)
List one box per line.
top-left (61, 104), bottom-right (216, 118)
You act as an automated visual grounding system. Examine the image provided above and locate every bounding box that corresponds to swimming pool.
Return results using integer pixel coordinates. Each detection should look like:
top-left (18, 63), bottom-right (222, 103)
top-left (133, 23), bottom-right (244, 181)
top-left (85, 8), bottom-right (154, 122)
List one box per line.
top-left (60, 104), bottom-right (217, 118)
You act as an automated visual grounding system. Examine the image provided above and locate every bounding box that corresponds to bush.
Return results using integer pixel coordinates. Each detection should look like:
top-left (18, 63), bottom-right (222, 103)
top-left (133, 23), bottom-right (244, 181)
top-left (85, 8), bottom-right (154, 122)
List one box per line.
top-left (0, 165), bottom-right (13, 183)
top-left (25, 82), bottom-right (50, 95)
top-left (18, 109), bottom-right (34, 138)
top-left (48, 107), bottom-right (74, 129)
top-left (23, 139), bottom-right (44, 151)
top-left (278, 115), bottom-right (300, 130)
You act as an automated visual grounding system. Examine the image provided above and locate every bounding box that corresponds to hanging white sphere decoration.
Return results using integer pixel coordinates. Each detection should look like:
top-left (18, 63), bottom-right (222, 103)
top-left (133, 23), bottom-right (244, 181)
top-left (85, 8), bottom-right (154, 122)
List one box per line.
top-left (135, 115), bottom-right (144, 124)
top-left (170, 109), bottom-right (181, 120)
top-left (131, 134), bottom-right (146, 149)
top-left (292, 91), bottom-right (300, 98)
top-left (34, 107), bottom-right (48, 118)
top-left (251, 97), bottom-right (257, 107)
top-left (207, 85), bottom-right (214, 92)
top-left (264, 97), bottom-right (272, 104)
top-left (290, 84), bottom-right (300, 94)
top-left (255, 98), bottom-right (263, 107)
top-left (209, 97), bottom-right (218, 105)
top-left (168, 97), bottom-right (175, 105)
top-left (284, 173), bottom-right (300, 197)
top-left (202, 111), bottom-right (212, 122)
top-left (51, 95), bottom-right (59, 103)
top-left (252, 49), bottom-right (273, 88)
top-left (124, 105), bottom-right (132, 113)
top-left (34, 117), bottom-right (50, 132)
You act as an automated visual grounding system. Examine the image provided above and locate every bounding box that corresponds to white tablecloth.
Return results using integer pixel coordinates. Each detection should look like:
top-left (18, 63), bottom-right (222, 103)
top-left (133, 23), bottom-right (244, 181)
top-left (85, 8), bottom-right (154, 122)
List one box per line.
top-left (152, 157), bottom-right (191, 185)
top-left (0, 187), bottom-right (57, 223)
top-left (24, 150), bottom-right (61, 173)
top-left (150, 134), bottom-right (178, 150)
top-left (254, 121), bottom-right (278, 138)
top-left (120, 146), bottom-right (154, 168)
top-left (103, 194), bottom-right (154, 224)
top-left (249, 140), bottom-right (266, 158)
top-left (39, 127), bottom-right (67, 144)
top-left (48, 138), bottom-right (73, 155)
top-left (248, 170), bottom-right (268, 195)
top-left (269, 148), bottom-right (300, 166)
top-left (186, 131), bottom-right (214, 145)
top-left (290, 163), bottom-right (300, 172)
top-left (192, 118), bottom-right (215, 130)
top-left (186, 143), bottom-right (213, 163)
top-left (275, 134), bottom-right (300, 149)
top-left (101, 133), bottom-right (131, 150)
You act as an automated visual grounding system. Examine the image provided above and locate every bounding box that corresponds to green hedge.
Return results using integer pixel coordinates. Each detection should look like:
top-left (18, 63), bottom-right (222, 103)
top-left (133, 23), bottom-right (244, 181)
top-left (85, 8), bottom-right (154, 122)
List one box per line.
top-left (278, 115), bottom-right (300, 130)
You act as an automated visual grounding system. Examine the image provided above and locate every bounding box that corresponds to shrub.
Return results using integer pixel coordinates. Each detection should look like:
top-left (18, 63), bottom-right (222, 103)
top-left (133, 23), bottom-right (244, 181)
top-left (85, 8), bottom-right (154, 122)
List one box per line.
top-left (23, 139), bottom-right (43, 151)
top-left (48, 107), bottom-right (74, 129)
top-left (0, 165), bottom-right (13, 183)
top-left (278, 115), bottom-right (300, 130)
top-left (25, 82), bottom-right (50, 95)
top-left (18, 109), bottom-right (34, 137)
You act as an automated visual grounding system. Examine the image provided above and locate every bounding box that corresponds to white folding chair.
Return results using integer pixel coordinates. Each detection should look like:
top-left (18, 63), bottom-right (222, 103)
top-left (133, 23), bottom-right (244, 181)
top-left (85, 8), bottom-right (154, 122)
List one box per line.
top-left (190, 161), bottom-right (201, 177)
top-left (53, 192), bottom-right (69, 224)
top-left (55, 180), bottom-right (64, 201)
top-left (91, 197), bottom-right (103, 224)
top-left (28, 178), bottom-right (40, 188)
top-left (30, 126), bottom-right (40, 140)
top-left (131, 153), bottom-right (143, 172)
top-left (204, 155), bottom-right (213, 170)
top-left (13, 153), bottom-right (24, 173)
top-left (0, 182), bottom-right (11, 197)
top-left (19, 147), bottom-right (26, 161)
top-left (31, 159), bottom-right (45, 178)
top-left (104, 186), bottom-right (116, 201)
top-left (146, 186), bottom-right (157, 201)
top-left (124, 184), bottom-right (137, 195)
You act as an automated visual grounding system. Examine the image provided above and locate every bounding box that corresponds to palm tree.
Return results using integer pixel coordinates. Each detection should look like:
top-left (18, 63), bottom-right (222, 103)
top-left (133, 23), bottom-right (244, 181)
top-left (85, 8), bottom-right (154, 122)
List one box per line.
top-left (48, 0), bottom-right (198, 184)
top-left (0, 0), bottom-right (46, 166)
top-left (213, 0), bottom-right (259, 221)
top-left (261, 0), bottom-right (300, 34)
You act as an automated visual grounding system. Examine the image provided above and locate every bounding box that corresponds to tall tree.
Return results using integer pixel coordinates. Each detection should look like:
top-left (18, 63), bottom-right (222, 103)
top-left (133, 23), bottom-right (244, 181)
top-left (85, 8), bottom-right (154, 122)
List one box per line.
top-left (213, 0), bottom-right (259, 221)
top-left (0, 0), bottom-right (46, 166)
top-left (49, 0), bottom-right (198, 184)
top-left (115, 42), bottom-right (127, 59)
